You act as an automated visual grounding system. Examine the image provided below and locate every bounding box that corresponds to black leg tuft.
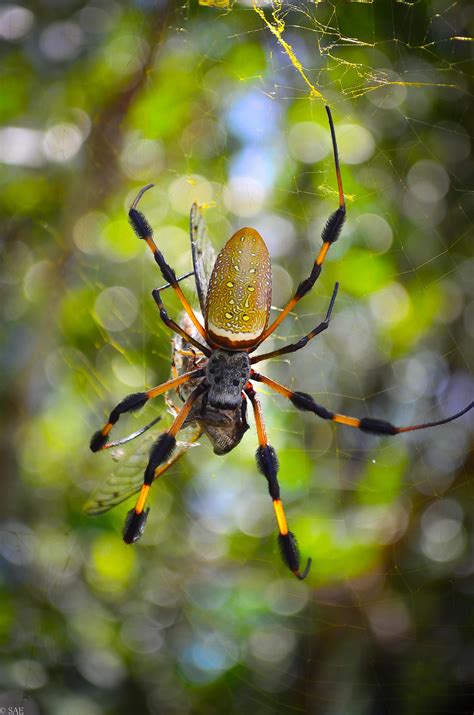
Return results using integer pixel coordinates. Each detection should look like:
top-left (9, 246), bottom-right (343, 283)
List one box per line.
top-left (144, 433), bottom-right (177, 484)
top-left (359, 417), bottom-right (398, 435)
top-left (256, 444), bottom-right (279, 478)
top-left (123, 507), bottom-right (150, 544)
top-left (321, 206), bottom-right (346, 245)
top-left (278, 532), bottom-right (312, 580)
top-left (90, 430), bottom-right (109, 452)
top-left (256, 445), bottom-right (280, 500)
top-left (129, 208), bottom-right (152, 239)
top-left (278, 531), bottom-right (300, 572)
top-left (290, 391), bottom-right (334, 420)
top-left (109, 392), bottom-right (149, 425)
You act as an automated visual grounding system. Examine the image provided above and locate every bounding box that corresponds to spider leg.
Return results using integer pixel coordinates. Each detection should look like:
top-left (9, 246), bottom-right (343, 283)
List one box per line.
top-left (158, 269), bottom-right (195, 292)
top-left (123, 382), bottom-right (207, 544)
top-left (251, 371), bottom-right (474, 436)
top-left (171, 352), bottom-right (178, 380)
top-left (256, 106), bottom-right (345, 346)
top-left (245, 385), bottom-right (311, 581)
top-left (128, 184), bottom-right (208, 341)
top-left (99, 415), bottom-right (162, 450)
top-left (89, 367), bottom-right (204, 452)
top-left (176, 349), bottom-right (203, 359)
top-left (151, 288), bottom-right (211, 356)
top-left (251, 283), bottom-right (338, 365)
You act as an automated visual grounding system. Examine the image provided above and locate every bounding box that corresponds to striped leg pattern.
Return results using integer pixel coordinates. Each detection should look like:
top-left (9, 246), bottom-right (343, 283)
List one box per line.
top-left (246, 385), bottom-right (311, 580)
top-left (129, 184), bottom-right (208, 341)
top-left (256, 107), bottom-right (346, 347)
top-left (89, 368), bottom-right (204, 452)
top-left (123, 382), bottom-right (207, 544)
top-left (251, 371), bottom-right (474, 436)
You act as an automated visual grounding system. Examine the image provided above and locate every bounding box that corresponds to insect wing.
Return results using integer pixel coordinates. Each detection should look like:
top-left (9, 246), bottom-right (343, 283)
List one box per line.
top-left (84, 422), bottom-right (202, 516)
top-left (190, 203), bottom-right (216, 314)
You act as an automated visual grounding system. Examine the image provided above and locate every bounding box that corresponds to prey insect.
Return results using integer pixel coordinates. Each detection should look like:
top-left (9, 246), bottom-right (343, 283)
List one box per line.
top-left (88, 106), bottom-right (473, 580)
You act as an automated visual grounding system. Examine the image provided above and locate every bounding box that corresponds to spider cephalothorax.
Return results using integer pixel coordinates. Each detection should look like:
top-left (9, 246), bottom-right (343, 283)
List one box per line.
top-left (205, 349), bottom-right (251, 409)
top-left (89, 106), bottom-right (473, 580)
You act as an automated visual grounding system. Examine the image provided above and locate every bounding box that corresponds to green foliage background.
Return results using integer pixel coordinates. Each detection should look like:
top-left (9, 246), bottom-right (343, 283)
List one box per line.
top-left (1, 1), bottom-right (473, 713)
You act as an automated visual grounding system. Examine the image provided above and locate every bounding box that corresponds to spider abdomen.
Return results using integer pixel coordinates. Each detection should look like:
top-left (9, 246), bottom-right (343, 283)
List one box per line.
top-left (205, 228), bottom-right (272, 350)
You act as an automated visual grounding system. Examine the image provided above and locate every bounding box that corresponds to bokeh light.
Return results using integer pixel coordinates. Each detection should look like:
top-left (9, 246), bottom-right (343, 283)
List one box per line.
top-left (2, 3), bottom-right (473, 714)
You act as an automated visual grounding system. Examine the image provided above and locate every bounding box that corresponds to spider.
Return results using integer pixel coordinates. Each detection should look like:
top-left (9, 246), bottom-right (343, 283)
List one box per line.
top-left (90, 106), bottom-right (473, 580)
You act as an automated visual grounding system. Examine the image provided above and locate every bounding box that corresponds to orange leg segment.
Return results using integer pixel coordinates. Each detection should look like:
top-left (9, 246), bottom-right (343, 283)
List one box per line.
top-left (123, 382), bottom-right (207, 544)
top-left (246, 386), bottom-right (311, 580)
top-left (89, 368), bottom-right (204, 453)
top-left (251, 371), bottom-right (474, 437)
top-left (255, 106), bottom-right (346, 347)
top-left (129, 184), bottom-right (208, 341)
top-left (251, 283), bottom-right (338, 365)
top-left (151, 288), bottom-right (210, 356)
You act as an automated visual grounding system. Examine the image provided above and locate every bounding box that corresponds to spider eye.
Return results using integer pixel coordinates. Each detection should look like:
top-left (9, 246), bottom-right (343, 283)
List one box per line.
top-left (232, 379), bottom-right (239, 386)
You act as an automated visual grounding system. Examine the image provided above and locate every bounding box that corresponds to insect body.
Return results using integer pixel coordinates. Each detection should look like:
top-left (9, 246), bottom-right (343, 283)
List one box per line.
top-left (89, 106), bottom-right (473, 580)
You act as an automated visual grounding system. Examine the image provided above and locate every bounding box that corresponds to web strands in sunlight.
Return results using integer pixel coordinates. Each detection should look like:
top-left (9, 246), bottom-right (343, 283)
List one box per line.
top-left (252, 0), bottom-right (473, 101)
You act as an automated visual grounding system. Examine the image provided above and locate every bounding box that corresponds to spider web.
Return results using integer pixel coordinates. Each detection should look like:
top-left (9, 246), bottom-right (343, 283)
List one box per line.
top-left (2, 1), bottom-right (474, 714)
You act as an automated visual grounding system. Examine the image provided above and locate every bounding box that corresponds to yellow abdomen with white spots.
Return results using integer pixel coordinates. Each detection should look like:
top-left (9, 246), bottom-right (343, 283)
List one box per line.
top-left (205, 227), bottom-right (272, 350)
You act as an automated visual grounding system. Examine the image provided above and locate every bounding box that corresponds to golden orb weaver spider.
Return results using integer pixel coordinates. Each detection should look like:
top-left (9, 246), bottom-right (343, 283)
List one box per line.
top-left (89, 106), bottom-right (473, 580)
